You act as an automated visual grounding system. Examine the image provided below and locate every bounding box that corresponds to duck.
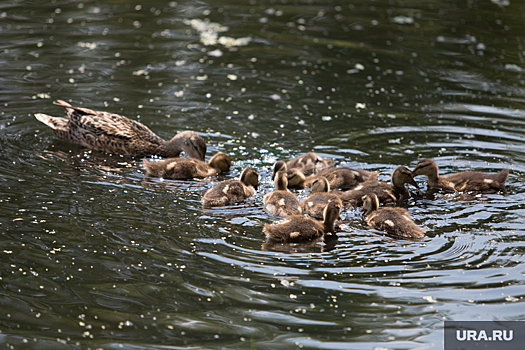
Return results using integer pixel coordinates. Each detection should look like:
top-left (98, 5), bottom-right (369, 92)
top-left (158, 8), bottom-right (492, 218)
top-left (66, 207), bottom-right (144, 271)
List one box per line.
top-left (35, 100), bottom-right (206, 160)
top-left (263, 169), bottom-right (302, 218)
top-left (304, 167), bottom-right (380, 190)
top-left (301, 176), bottom-right (343, 220)
top-left (272, 161), bottom-right (379, 190)
top-left (362, 193), bottom-right (425, 239)
top-left (262, 200), bottom-right (341, 243)
top-left (271, 161), bottom-right (306, 189)
top-left (143, 152), bottom-right (231, 180)
top-left (286, 152), bottom-right (334, 176)
top-left (202, 167), bottom-right (259, 207)
top-left (412, 158), bottom-right (509, 192)
top-left (339, 166), bottom-right (418, 207)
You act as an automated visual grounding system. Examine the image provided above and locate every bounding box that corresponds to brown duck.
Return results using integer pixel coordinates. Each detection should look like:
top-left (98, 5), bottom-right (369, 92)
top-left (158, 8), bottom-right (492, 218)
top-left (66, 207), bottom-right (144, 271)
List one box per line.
top-left (262, 200), bottom-right (341, 243)
top-left (362, 193), bottom-right (425, 240)
top-left (263, 168), bottom-right (302, 218)
top-left (143, 152), bottom-right (231, 180)
top-left (412, 158), bottom-right (509, 192)
top-left (202, 167), bottom-right (259, 207)
top-left (304, 167), bottom-right (380, 190)
top-left (286, 152), bottom-right (334, 176)
top-left (339, 166), bottom-right (418, 207)
top-left (272, 161), bottom-right (379, 190)
top-left (35, 100), bottom-right (206, 160)
top-left (301, 176), bottom-right (343, 220)
top-left (271, 161), bottom-right (306, 189)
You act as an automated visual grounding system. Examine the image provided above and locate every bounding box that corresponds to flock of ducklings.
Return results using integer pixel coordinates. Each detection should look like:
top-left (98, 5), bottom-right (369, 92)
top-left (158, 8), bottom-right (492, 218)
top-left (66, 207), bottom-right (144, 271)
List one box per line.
top-left (36, 101), bottom-right (510, 244)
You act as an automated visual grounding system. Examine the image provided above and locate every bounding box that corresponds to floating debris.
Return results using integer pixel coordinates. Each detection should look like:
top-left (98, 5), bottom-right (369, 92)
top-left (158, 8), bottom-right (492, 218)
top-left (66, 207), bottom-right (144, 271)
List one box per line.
top-left (505, 64), bottom-right (523, 72)
top-left (423, 296), bottom-right (437, 303)
top-left (78, 42), bottom-right (97, 50)
top-left (218, 36), bottom-right (252, 48)
top-left (392, 16), bottom-right (414, 25)
top-left (184, 18), bottom-right (252, 48)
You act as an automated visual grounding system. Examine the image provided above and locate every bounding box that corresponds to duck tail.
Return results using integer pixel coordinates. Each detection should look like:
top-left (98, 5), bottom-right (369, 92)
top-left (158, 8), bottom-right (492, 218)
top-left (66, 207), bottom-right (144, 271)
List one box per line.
top-left (497, 168), bottom-right (509, 185)
top-left (34, 113), bottom-right (68, 131)
top-left (53, 100), bottom-right (72, 108)
top-left (53, 100), bottom-right (92, 116)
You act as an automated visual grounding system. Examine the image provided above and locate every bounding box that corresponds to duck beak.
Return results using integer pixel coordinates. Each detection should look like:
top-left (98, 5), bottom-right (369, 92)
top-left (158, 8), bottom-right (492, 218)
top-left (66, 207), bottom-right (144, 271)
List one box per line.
top-left (411, 171), bottom-right (418, 178)
top-left (409, 178), bottom-right (419, 189)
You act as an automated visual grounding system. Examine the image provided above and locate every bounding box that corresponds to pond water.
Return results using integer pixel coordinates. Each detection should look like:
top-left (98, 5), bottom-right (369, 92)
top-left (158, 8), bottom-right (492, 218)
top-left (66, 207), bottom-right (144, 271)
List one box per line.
top-left (1, 0), bottom-right (525, 349)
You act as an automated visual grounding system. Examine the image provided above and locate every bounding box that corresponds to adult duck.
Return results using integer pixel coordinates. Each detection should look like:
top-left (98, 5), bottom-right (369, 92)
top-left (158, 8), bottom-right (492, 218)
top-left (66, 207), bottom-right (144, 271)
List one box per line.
top-left (412, 158), bottom-right (509, 192)
top-left (202, 167), bottom-right (259, 207)
top-left (35, 100), bottom-right (206, 160)
top-left (143, 152), bottom-right (231, 180)
top-left (362, 193), bottom-right (425, 239)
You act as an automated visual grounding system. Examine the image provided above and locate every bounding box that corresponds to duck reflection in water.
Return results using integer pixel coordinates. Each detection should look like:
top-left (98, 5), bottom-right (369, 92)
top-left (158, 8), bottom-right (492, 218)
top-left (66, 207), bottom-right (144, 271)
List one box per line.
top-left (261, 233), bottom-right (339, 253)
top-left (36, 146), bottom-right (144, 184)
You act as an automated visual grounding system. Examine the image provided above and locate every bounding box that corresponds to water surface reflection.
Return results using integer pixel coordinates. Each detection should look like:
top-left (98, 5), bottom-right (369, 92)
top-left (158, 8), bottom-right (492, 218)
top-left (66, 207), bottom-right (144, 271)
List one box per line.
top-left (1, 0), bottom-right (525, 349)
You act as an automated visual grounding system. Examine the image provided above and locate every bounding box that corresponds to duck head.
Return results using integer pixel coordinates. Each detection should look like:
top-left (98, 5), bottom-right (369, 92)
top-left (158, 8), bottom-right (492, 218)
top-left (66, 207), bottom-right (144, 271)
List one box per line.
top-left (208, 152), bottom-right (232, 173)
top-left (240, 167), bottom-right (259, 188)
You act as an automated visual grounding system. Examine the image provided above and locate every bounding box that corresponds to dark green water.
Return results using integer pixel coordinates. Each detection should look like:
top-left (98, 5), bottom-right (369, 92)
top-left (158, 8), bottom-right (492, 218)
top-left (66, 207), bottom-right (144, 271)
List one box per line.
top-left (1, 0), bottom-right (525, 349)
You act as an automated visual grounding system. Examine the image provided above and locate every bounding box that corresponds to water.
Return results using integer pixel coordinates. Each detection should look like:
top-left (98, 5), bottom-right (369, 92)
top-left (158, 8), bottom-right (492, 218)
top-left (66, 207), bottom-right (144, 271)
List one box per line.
top-left (1, 0), bottom-right (525, 349)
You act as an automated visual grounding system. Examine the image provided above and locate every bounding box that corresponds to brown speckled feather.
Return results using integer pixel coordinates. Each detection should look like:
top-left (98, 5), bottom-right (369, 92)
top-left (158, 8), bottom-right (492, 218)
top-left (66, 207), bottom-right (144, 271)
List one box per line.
top-left (35, 100), bottom-right (206, 159)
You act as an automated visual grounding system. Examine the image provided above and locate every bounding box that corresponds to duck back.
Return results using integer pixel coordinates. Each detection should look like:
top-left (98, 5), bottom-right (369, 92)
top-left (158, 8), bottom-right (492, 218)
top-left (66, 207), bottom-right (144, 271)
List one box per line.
top-left (301, 193), bottom-right (342, 220)
top-left (366, 207), bottom-right (425, 239)
top-left (340, 182), bottom-right (399, 207)
top-left (263, 191), bottom-right (302, 218)
top-left (202, 180), bottom-right (256, 207)
top-left (305, 168), bottom-right (379, 190)
top-left (439, 169), bottom-right (509, 192)
top-left (263, 216), bottom-right (324, 243)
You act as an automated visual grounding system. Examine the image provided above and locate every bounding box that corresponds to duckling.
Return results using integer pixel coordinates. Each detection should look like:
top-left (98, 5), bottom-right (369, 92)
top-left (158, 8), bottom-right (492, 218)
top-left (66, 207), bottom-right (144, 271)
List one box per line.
top-left (262, 200), bottom-right (341, 243)
top-left (286, 152), bottom-right (334, 176)
top-left (304, 167), bottom-right (380, 190)
top-left (143, 152), bottom-right (231, 180)
top-left (412, 158), bottom-right (509, 192)
top-left (362, 193), bottom-right (425, 239)
top-left (339, 166), bottom-right (418, 207)
top-left (271, 161), bottom-right (306, 189)
top-left (202, 167), bottom-right (259, 207)
top-left (35, 100), bottom-right (206, 160)
top-left (263, 168), bottom-right (302, 218)
top-left (301, 176), bottom-right (343, 220)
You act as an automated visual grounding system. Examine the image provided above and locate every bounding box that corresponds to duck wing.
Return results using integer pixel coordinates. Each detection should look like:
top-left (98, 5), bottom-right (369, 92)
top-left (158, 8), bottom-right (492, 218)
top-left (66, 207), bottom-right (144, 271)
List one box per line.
top-left (55, 100), bottom-right (162, 145)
